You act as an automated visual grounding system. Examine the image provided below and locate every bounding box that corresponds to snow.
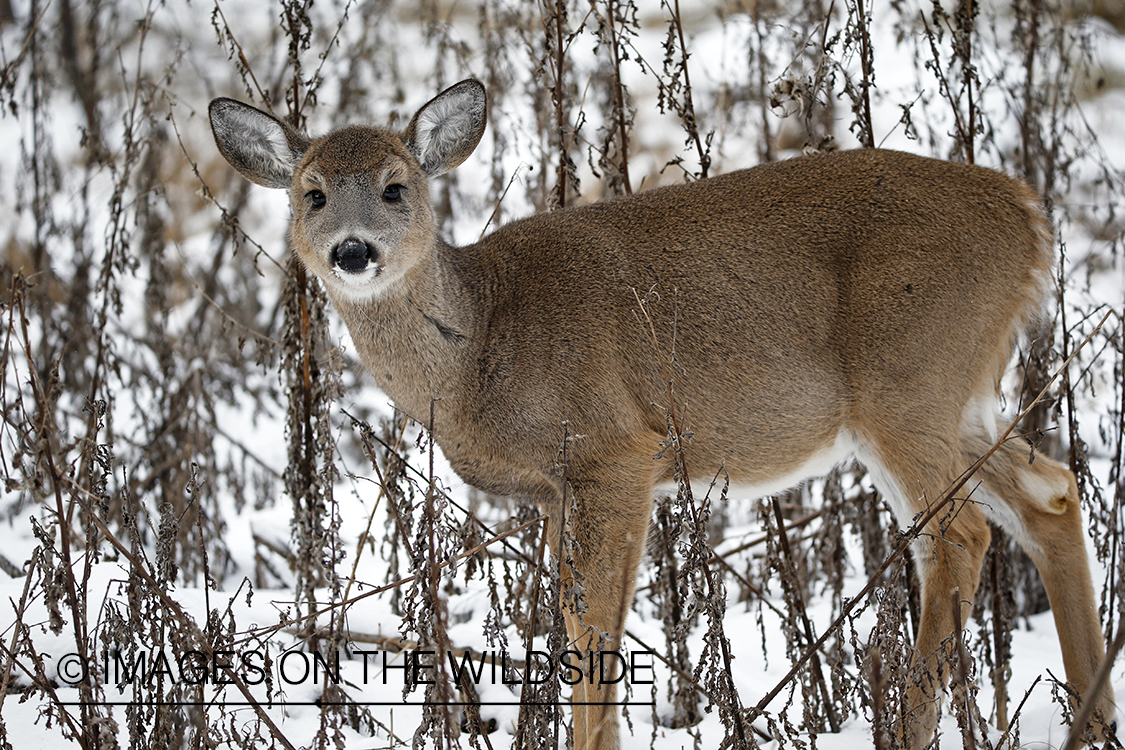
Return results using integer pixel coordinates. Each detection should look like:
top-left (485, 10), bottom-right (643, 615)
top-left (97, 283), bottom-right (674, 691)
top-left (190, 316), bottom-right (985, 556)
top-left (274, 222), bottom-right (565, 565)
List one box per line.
top-left (2, 0), bottom-right (1124, 748)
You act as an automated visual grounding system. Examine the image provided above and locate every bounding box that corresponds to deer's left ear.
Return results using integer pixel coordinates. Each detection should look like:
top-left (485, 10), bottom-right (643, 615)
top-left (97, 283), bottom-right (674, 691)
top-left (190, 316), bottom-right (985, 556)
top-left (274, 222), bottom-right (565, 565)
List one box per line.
top-left (402, 79), bottom-right (487, 177)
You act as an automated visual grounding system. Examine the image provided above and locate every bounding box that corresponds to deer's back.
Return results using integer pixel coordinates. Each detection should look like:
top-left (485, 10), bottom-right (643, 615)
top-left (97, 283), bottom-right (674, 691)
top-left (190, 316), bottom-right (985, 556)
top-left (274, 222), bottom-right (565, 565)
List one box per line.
top-left (454, 149), bottom-right (1051, 487)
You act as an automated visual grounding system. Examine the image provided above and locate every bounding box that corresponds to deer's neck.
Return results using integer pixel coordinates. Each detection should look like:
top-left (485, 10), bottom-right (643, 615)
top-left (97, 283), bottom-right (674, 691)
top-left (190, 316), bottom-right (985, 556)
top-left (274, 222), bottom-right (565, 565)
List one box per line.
top-left (330, 241), bottom-right (486, 427)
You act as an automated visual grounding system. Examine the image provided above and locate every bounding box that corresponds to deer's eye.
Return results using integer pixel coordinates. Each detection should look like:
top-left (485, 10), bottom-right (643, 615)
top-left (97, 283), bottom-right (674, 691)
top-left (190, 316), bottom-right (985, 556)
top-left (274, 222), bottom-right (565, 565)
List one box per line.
top-left (306, 189), bottom-right (326, 208)
top-left (382, 184), bottom-right (404, 202)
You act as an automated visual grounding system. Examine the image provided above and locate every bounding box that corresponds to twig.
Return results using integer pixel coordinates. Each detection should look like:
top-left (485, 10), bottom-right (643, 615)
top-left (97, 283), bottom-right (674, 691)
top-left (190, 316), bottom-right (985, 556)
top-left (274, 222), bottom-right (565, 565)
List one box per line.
top-left (340, 414), bottom-right (409, 611)
top-left (769, 494), bottom-right (841, 732)
top-left (661, 0), bottom-right (710, 178)
top-left (949, 587), bottom-right (979, 750)
top-left (852, 0), bottom-right (875, 147)
top-left (550, 0), bottom-right (569, 207)
top-left (994, 674), bottom-right (1041, 749)
top-left (603, 0), bottom-right (633, 194)
top-left (870, 648), bottom-right (891, 750)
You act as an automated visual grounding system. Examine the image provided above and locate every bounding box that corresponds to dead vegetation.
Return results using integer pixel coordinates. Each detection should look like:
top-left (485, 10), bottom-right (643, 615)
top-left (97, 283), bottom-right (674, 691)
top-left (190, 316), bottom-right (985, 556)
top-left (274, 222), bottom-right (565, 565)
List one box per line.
top-left (1, 0), bottom-right (1124, 748)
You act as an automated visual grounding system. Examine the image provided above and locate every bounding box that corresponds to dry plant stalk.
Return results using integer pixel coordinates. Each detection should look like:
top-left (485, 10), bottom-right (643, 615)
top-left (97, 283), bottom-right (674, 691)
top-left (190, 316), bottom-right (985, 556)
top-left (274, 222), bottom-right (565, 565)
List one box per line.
top-left (1, 2), bottom-right (1123, 750)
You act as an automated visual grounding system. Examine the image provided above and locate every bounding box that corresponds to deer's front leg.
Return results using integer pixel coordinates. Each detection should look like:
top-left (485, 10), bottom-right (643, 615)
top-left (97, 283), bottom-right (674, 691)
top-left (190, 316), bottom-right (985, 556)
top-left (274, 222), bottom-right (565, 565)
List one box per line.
top-left (549, 469), bottom-right (656, 750)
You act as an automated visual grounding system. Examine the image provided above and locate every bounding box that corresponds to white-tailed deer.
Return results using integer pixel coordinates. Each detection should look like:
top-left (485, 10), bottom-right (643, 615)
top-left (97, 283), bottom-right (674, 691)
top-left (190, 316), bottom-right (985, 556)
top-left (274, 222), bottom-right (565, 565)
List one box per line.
top-left (210, 80), bottom-right (1117, 748)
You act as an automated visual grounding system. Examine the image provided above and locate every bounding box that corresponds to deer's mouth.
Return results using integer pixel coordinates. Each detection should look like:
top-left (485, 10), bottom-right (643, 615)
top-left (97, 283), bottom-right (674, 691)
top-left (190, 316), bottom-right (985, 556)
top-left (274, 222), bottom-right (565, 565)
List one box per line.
top-left (331, 263), bottom-right (381, 282)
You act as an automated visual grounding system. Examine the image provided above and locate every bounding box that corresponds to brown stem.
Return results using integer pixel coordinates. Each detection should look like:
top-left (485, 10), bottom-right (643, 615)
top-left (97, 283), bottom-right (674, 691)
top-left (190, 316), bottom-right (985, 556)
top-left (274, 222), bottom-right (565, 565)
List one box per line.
top-left (990, 533), bottom-right (1010, 732)
top-left (553, 0), bottom-right (569, 207)
top-left (605, 0), bottom-right (632, 194)
top-left (769, 495), bottom-right (841, 732)
top-left (670, 0), bottom-right (709, 178)
top-left (17, 279), bottom-right (96, 750)
top-left (854, 0), bottom-right (875, 148)
top-left (949, 587), bottom-right (978, 748)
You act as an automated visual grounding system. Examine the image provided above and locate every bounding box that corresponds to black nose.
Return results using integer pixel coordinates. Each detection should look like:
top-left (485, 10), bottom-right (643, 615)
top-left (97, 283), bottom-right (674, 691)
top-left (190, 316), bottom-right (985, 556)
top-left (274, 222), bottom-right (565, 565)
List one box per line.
top-left (332, 238), bottom-right (374, 273)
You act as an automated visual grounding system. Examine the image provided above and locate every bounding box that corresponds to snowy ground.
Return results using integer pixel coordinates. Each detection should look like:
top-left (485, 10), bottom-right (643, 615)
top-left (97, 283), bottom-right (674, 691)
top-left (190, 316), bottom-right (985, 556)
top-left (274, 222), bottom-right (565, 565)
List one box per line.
top-left (2, 0), bottom-right (1125, 748)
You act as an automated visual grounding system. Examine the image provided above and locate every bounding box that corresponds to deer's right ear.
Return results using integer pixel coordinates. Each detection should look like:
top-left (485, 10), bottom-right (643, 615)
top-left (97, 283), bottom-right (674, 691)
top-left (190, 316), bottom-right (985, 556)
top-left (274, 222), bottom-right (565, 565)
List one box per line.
top-left (209, 98), bottom-right (310, 190)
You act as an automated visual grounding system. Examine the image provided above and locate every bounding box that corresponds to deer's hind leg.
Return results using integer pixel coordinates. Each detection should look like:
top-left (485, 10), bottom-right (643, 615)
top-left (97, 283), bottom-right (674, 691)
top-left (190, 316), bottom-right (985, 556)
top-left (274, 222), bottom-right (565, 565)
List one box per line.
top-left (860, 427), bottom-right (994, 749)
top-left (963, 430), bottom-right (1117, 737)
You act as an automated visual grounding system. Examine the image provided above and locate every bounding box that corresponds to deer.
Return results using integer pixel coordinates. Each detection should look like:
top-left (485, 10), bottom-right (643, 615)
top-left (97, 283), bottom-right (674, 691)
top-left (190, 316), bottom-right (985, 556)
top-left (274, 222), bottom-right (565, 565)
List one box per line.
top-left (209, 79), bottom-right (1118, 749)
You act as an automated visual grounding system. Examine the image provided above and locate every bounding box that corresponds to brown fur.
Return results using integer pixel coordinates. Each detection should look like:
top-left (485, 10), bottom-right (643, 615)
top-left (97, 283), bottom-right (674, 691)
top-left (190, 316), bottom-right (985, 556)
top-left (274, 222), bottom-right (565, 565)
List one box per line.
top-left (210, 80), bottom-right (1116, 748)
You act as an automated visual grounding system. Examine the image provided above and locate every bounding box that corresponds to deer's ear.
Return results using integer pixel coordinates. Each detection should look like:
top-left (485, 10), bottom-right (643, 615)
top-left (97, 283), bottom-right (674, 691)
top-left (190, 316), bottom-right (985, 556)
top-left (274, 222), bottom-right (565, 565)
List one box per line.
top-left (209, 98), bottom-right (310, 189)
top-left (402, 79), bottom-right (487, 177)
